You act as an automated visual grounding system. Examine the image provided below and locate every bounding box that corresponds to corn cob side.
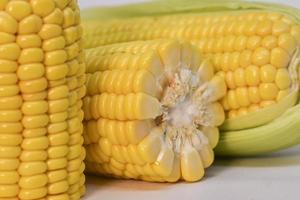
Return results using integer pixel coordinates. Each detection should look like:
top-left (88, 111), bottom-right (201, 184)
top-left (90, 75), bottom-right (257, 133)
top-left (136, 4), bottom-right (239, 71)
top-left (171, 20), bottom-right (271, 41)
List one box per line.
top-left (83, 39), bottom-right (226, 182)
top-left (0, 0), bottom-right (86, 199)
top-left (82, 1), bottom-right (300, 156)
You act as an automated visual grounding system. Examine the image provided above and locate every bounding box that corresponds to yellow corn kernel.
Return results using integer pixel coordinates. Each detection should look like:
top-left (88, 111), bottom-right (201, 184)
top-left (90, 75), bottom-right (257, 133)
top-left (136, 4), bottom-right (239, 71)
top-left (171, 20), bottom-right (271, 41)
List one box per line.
top-left (5, 1), bottom-right (32, 21)
top-left (18, 48), bottom-right (44, 64)
top-left (17, 34), bottom-right (42, 48)
top-left (44, 7), bottom-right (63, 24)
top-left (225, 71), bottom-right (236, 89)
top-left (239, 50), bottom-right (252, 68)
top-left (252, 47), bottom-right (270, 66)
top-left (247, 35), bottom-right (261, 50)
top-left (0, 12), bottom-right (18, 34)
top-left (234, 68), bottom-right (246, 87)
top-left (181, 145), bottom-right (204, 182)
top-left (291, 25), bottom-right (300, 44)
top-left (261, 35), bottom-right (277, 49)
top-left (275, 68), bottom-right (291, 90)
top-left (245, 65), bottom-right (260, 86)
top-left (39, 24), bottom-right (62, 40)
top-left (31, 0), bottom-right (55, 17)
top-left (259, 83), bottom-right (279, 100)
top-left (278, 33), bottom-right (297, 55)
top-left (260, 64), bottom-right (277, 83)
top-left (0, 43), bottom-right (21, 61)
top-left (227, 90), bottom-right (239, 109)
top-left (236, 87), bottom-right (250, 107)
top-left (270, 47), bottom-right (290, 68)
top-left (272, 20), bottom-right (290, 36)
top-left (0, 32), bottom-right (15, 45)
top-left (18, 15), bottom-right (43, 34)
top-left (97, 93), bottom-right (161, 120)
top-left (256, 20), bottom-right (272, 36)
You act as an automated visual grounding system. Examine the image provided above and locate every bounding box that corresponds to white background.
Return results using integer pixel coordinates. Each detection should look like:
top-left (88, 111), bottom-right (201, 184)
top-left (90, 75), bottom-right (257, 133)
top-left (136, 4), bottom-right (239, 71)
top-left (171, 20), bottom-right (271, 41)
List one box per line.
top-left (78, 1), bottom-right (300, 200)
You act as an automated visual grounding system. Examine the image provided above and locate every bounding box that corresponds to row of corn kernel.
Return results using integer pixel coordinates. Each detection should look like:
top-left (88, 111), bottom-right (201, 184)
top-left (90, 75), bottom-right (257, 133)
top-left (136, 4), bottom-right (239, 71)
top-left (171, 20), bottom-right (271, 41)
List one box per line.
top-left (83, 12), bottom-right (286, 36)
top-left (62, 0), bottom-right (86, 199)
top-left (222, 65), bottom-right (291, 88)
top-left (223, 75), bottom-right (290, 99)
top-left (83, 11), bottom-right (300, 48)
top-left (0, 23), bottom-right (22, 199)
top-left (0, 0), bottom-right (22, 198)
top-left (0, 1), bottom-right (46, 199)
top-left (222, 87), bottom-right (289, 118)
top-left (192, 32), bottom-right (296, 54)
top-left (43, 1), bottom-right (71, 199)
top-left (18, 13), bottom-right (50, 200)
top-left (84, 19), bottom-right (279, 47)
top-left (11, 0), bottom-right (54, 198)
top-left (85, 69), bottom-right (159, 98)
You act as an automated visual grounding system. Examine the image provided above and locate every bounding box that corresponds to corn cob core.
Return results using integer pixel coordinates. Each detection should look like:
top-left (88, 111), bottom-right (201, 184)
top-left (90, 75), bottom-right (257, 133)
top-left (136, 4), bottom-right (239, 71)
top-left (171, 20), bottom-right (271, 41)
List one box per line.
top-left (0, 0), bottom-right (86, 199)
top-left (83, 40), bottom-right (226, 182)
top-left (83, 11), bottom-right (300, 129)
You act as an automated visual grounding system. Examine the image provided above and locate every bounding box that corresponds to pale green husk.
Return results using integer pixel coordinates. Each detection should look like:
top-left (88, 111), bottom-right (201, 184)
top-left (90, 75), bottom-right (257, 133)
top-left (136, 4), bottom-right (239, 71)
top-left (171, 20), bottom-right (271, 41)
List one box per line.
top-left (82, 0), bottom-right (300, 22)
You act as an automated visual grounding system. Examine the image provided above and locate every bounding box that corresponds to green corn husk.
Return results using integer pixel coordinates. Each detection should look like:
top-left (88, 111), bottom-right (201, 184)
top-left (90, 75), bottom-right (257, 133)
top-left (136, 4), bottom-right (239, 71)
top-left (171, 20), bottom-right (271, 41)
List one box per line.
top-left (82, 0), bottom-right (300, 21)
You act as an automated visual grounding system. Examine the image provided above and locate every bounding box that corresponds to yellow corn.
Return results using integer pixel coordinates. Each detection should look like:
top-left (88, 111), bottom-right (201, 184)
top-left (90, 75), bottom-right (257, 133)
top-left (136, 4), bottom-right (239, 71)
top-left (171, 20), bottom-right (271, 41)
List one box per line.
top-left (84, 11), bottom-right (300, 123)
top-left (81, 0), bottom-right (300, 158)
top-left (0, 0), bottom-right (85, 199)
top-left (83, 39), bottom-right (226, 182)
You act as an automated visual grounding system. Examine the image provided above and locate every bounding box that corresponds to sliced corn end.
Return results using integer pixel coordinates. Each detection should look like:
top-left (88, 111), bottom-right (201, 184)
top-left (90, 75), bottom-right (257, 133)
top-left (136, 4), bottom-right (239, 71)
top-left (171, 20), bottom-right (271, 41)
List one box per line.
top-left (83, 9), bottom-right (300, 130)
top-left (83, 40), bottom-right (226, 182)
top-left (0, 0), bottom-right (85, 199)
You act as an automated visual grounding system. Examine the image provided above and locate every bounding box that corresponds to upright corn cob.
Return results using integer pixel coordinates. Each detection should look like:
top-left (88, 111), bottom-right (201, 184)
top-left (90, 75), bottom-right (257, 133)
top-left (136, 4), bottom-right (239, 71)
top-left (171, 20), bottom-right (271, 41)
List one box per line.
top-left (83, 39), bottom-right (226, 182)
top-left (82, 1), bottom-right (300, 156)
top-left (0, 0), bottom-right (86, 199)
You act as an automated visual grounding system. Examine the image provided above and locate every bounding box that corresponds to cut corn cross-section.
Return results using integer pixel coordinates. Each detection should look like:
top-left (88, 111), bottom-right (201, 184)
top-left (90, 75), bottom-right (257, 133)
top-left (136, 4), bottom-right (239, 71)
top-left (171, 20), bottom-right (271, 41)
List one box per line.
top-left (83, 40), bottom-right (226, 182)
top-left (0, 0), bottom-right (86, 199)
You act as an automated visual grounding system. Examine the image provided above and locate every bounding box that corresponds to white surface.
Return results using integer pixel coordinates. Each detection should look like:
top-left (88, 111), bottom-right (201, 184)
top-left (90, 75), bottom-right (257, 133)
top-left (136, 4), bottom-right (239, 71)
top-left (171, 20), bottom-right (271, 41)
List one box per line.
top-left (84, 146), bottom-right (300, 200)
top-left (79, 0), bottom-right (300, 200)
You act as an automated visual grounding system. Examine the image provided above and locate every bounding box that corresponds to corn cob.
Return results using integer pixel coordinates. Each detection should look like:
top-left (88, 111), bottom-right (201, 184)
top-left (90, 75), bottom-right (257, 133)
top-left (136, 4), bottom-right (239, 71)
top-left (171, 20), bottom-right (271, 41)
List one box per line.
top-left (83, 7), bottom-right (300, 126)
top-left (0, 0), bottom-right (85, 199)
top-left (82, 1), bottom-right (300, 156)
top-left (83, 39), bottom-right (226, 182)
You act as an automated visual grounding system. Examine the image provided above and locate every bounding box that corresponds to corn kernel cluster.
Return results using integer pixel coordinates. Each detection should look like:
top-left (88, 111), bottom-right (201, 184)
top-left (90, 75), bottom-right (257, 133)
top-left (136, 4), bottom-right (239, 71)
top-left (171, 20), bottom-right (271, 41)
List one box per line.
top-left (0, 0), bottom-right (86, 199)
top-left (83, 40), bottom-right (226, 182)
top-left (84, 11), bottom-right (300, 119)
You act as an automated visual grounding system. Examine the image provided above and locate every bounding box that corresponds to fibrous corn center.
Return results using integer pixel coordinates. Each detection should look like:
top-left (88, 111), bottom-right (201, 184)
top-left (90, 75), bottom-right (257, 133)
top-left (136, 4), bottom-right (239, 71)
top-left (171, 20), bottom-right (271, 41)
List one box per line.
top-left (160, 67), bottom-right (209, 154)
